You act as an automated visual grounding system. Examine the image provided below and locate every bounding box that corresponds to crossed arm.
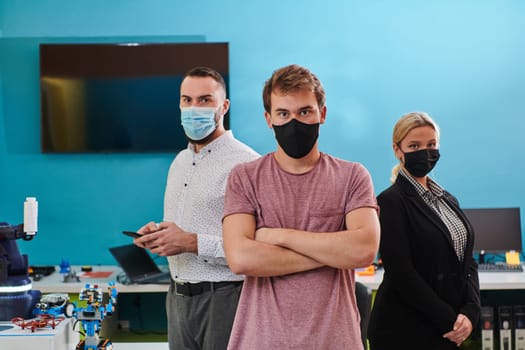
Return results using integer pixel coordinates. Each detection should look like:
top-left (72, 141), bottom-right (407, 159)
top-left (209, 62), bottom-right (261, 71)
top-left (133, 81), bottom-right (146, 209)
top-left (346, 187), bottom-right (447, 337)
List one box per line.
top-left (222, 207), bottom-right (380, 277)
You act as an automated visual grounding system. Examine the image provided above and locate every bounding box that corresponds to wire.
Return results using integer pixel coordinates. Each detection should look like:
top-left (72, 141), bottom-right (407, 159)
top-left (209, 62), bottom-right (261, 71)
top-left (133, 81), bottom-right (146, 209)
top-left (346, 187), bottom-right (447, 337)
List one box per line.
top-left (73, 320), bottom-right (86, 337)
top-left (116, 272), bottom-right (131, 285)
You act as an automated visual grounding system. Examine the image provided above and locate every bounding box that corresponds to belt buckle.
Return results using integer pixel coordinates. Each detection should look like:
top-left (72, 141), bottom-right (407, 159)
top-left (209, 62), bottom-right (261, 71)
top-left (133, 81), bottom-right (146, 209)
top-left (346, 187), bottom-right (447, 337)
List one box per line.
top-left (175, 282), bottom-right (188, 297)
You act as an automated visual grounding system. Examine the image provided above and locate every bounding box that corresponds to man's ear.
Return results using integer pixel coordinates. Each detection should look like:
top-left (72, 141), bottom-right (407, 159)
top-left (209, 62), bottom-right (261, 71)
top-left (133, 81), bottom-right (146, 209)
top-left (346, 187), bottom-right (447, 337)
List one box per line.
top-left (320, 105), bottom-right (327, 124)
top-left (221, 98), bottom-right (230, 116)
top-left (264, 111), bottom-right (273, 129)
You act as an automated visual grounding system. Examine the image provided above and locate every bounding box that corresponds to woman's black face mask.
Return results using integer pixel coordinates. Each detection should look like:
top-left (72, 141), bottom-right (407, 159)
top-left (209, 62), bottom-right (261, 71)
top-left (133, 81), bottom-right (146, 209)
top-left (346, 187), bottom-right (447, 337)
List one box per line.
top-left (402, 148), bottom-right (440, 177)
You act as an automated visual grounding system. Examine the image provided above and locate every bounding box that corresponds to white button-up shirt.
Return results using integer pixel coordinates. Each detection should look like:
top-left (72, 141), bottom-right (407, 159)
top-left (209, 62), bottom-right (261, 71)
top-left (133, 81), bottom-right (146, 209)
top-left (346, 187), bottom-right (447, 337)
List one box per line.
top-left (164, 131), bottom-right (259, 283)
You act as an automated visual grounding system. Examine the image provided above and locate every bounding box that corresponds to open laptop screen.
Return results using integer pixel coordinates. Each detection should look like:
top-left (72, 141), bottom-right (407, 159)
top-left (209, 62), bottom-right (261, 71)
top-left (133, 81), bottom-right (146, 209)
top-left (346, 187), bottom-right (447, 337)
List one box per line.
top-left (109, 244), bottom-right (163, 280)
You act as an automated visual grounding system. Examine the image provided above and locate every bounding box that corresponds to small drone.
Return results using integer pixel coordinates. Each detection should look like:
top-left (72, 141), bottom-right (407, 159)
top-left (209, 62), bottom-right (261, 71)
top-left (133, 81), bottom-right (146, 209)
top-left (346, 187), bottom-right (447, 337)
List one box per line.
top-left (11, 314), bottom-right (65, 332)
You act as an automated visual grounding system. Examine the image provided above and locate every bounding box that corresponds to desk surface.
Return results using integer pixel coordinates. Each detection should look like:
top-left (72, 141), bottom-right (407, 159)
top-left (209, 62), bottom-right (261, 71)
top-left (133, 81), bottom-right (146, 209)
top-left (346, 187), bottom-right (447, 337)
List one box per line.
top-left (355, 267), bottom-right (525, 291)
top-left (0, 319), bottom-right (166, 350)
top-left (32, 266), bottom-right (169, 294)
top-left (31, 265), bottom-right (525, 294)
top-left (113, 343), bottom-right (168, 350)
top-left (0, 317), bottom-right (79, 350)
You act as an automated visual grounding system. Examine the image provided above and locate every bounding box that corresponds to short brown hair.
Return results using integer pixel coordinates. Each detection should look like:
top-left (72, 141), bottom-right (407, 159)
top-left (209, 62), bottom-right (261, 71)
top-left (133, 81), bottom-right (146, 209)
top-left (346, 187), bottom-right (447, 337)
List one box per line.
top-left (262, 64), bottom-right (326, 113)
top-left (184, 66), bottom-right (227, 96)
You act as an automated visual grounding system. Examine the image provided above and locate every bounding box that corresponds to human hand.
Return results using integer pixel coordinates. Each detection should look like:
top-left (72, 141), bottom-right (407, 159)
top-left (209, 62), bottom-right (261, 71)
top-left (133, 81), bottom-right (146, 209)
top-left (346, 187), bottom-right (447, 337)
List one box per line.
top-left (443, 314), bottom-right (473, 346)
top-left (133, 221), bottom-right (159, 248)
top-left (136, 221), bottom-right (196, 256)
top-left (137, 221), bottom-right (160, 235)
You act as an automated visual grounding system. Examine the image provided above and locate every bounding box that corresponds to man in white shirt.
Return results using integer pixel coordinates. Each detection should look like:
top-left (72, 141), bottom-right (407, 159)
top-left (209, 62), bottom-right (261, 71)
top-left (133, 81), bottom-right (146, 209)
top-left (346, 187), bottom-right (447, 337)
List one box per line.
top-left (135, 66), bottom-right (259, 350)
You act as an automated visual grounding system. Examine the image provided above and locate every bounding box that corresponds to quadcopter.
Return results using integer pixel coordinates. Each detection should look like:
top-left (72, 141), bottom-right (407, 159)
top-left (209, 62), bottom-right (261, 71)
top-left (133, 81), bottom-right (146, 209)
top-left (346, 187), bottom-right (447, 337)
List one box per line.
top-left (11, 314), bottom-right (65, 332)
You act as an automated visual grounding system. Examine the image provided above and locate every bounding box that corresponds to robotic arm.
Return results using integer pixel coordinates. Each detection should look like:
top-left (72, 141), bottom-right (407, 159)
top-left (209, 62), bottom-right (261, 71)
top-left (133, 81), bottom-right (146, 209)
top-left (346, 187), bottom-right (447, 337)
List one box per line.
top-left (0, 223), bottom-right (30, 240)
top-left (0, 224), bottom-right (31, 284)
top-left (0, 197), bottom-right (41, 320)
top-left (0, 196), bottom-right (37, 239)
top-left (0, 197), bottom-right (38, 282)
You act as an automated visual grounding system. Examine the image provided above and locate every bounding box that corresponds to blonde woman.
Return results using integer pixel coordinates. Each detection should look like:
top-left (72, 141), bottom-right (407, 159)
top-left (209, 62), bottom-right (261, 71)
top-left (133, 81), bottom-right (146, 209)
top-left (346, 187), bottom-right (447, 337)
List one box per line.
top-left (368, 112), bottom-right (480, 350)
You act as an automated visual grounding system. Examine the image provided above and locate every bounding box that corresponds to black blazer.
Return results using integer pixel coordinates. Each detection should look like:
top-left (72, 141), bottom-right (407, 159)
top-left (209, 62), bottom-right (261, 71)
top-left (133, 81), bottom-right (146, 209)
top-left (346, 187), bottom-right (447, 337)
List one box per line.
top-left (368, 175), bottom-right (480, 350)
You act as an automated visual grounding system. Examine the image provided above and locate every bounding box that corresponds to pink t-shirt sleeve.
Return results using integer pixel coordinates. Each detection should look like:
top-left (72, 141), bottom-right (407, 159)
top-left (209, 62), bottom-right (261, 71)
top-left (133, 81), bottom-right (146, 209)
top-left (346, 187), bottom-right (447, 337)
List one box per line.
top-left (223, 163), bottom-right (256, 219)
top-left (344, 162), bottom-right (378, 215)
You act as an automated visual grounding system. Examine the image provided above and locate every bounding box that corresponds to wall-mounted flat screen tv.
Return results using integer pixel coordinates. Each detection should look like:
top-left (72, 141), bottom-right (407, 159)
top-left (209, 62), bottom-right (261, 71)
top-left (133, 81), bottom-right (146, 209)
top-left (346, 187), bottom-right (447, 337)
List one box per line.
top-left (40, 42), bottom-right (229, 153)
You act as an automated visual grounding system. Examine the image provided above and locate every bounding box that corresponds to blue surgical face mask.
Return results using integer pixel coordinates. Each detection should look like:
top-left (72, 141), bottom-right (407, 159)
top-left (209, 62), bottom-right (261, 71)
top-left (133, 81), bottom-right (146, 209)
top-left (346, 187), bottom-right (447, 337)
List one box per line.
top-left (180, 106), bottom-right (218, 141)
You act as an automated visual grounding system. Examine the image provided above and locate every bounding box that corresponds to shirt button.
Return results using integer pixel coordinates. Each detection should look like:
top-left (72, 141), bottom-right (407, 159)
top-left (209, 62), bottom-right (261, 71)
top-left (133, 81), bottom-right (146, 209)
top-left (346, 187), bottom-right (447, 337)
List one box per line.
top-left (184, 184), bottom-right (187, 187)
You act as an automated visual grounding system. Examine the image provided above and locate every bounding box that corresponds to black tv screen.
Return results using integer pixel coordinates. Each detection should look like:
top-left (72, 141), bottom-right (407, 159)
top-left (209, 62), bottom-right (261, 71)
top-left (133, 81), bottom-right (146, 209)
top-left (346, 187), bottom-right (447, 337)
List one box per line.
top-left (463, 207), bottom-right (522, 253)
top-left (39, 42), bottom-right (229, 153)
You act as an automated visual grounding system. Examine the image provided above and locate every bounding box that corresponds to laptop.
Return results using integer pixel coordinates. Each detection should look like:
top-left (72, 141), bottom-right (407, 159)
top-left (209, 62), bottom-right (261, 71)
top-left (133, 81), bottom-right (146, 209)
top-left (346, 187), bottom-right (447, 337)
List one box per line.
top-left (109, 244), bottom-right (171, 284)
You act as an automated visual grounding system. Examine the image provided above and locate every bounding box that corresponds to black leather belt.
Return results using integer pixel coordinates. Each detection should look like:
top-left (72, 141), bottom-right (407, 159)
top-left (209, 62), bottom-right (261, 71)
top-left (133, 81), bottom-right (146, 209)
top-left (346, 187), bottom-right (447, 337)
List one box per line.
top-left (174, 280), bottom-right (243, 297)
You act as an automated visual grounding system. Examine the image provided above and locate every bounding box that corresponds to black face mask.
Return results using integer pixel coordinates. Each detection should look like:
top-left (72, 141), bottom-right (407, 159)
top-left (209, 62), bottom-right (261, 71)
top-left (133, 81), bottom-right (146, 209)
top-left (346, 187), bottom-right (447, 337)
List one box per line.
top-left (273, 119), bottom-right (319, 159)
top-left (403, 148), bottom-right (440, 177)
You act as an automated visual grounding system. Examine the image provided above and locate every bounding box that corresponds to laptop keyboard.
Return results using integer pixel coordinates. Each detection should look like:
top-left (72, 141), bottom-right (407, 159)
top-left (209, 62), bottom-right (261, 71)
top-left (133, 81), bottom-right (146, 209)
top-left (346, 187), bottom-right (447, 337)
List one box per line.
top-left (478, 263), bottom-right (523, 272)
top-left (140, 273), bottom-right (171, 284)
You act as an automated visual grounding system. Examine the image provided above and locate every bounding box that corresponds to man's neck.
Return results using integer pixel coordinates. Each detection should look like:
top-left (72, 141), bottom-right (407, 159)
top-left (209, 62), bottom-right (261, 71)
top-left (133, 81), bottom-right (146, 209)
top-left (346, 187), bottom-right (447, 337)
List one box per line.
top-left (273, 147), bottom-right (321, 174)
top-left (192, 128), bottom-right (226, 153)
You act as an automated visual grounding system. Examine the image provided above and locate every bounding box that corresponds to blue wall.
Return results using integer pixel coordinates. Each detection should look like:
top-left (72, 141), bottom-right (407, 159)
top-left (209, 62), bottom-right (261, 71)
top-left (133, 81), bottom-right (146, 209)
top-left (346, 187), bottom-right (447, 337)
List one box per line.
top-left (1, 0), bottom-right (524, 265)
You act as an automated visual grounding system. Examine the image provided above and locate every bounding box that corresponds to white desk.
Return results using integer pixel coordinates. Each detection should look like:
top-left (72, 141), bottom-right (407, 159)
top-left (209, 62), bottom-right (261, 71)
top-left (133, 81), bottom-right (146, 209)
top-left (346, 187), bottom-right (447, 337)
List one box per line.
top-left (31, 266), bottom-right (169, 294)
top-left (0, 320), bottom-right (167, 350)
top-left (0, 317), bottom-right (79, 350)
top-left (355, 268), bottom-right (525, 291)
top-left (32, 265), bottom-right (525, 294)
top-left (113, 343), bottom-right (168, 350)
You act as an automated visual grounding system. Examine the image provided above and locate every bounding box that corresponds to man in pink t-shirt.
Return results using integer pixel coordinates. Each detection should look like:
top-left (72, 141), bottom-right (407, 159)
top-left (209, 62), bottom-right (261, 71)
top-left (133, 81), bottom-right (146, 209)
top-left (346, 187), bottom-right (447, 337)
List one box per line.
top-left (223, 64), bottom-right (380, 350)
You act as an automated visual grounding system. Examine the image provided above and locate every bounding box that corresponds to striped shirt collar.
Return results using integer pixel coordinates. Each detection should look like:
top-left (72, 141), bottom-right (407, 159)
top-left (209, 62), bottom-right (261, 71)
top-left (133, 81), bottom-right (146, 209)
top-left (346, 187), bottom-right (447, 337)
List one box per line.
top-left (399, 168), bottom-right (444, 201)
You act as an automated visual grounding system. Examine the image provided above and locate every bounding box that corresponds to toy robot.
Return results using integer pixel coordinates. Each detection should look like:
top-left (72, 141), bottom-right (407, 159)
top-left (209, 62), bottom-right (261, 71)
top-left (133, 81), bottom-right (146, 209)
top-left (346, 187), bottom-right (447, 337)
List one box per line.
top-left (32, 293), bottom-right (75, 317)
top-left (72, 282), bottom-right (118, 350)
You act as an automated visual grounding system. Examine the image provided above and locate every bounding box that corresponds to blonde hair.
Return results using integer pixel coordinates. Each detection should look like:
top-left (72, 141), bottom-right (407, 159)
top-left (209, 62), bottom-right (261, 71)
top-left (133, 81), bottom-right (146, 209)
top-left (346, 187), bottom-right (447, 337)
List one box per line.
top-left (390, 111), bottom-right (440, 183)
